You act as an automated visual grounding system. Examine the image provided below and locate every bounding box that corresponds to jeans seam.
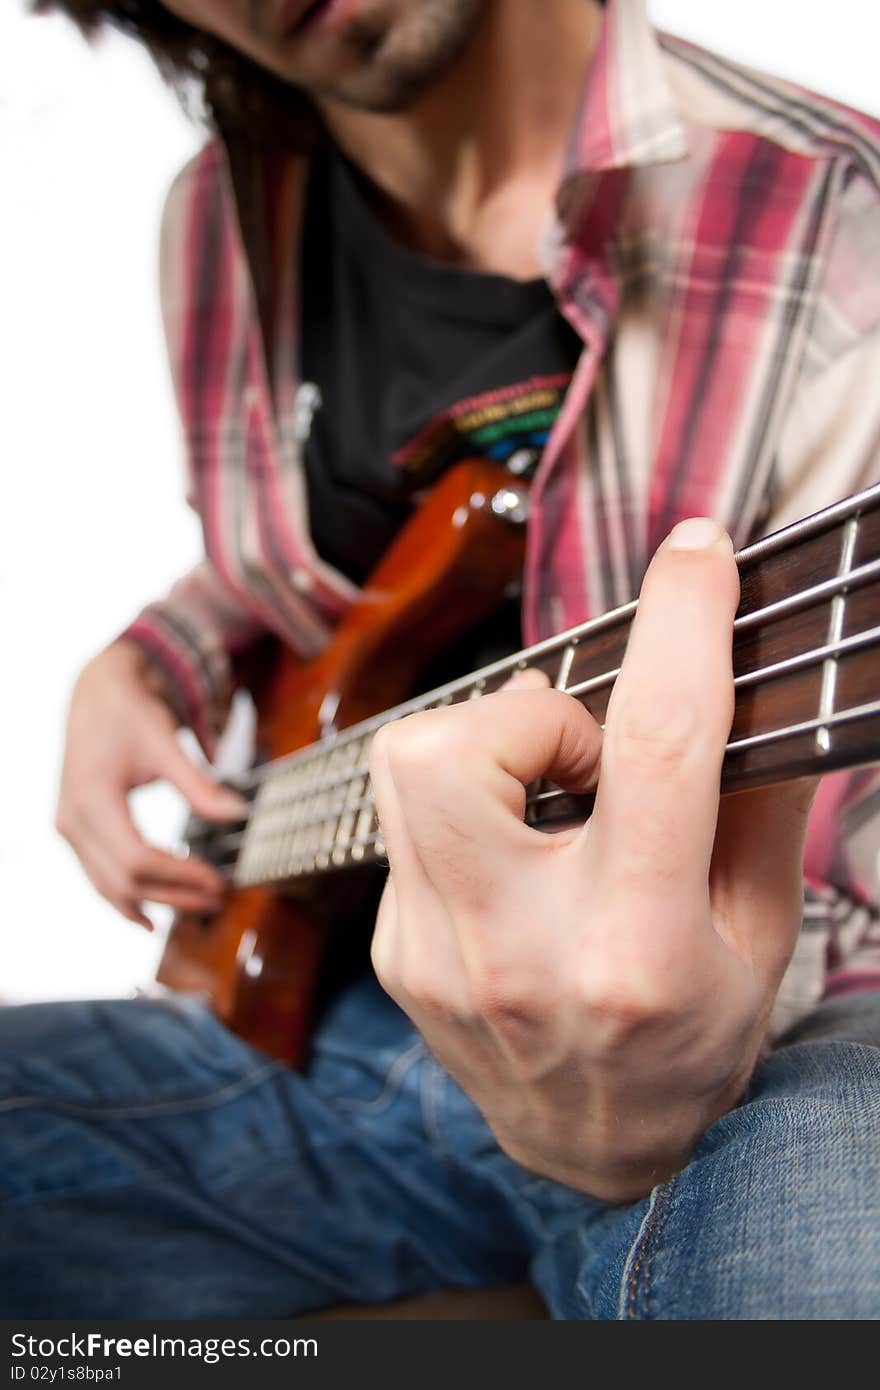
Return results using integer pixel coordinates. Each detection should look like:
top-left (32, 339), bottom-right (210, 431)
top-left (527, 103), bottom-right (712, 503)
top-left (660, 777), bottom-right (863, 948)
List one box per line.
top-left (0, 1059), bottom-right (287, 1121)
top-left (332, 1041), bottom-right (426, 1115)
top-left (619, 1179), bottom-right (676, 1320)
top-left (421, 1059), bottom-right (453, 1167)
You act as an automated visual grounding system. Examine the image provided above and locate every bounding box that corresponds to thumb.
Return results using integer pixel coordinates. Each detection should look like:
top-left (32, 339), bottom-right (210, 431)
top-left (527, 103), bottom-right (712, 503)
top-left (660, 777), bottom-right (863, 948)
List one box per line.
top-left (157, 738), bottom-right (247, 821)
top-left (713, 777), bottom-right (818, 966)
top-left (715, 777), bottom-right (817, 892)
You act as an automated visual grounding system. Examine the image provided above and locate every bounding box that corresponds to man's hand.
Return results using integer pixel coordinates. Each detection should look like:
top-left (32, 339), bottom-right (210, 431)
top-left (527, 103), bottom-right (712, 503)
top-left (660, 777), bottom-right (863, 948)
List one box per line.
top-left (369, 519), bottom-right (815, 1202)
top-left (56, 639), bottom-right (244, 928)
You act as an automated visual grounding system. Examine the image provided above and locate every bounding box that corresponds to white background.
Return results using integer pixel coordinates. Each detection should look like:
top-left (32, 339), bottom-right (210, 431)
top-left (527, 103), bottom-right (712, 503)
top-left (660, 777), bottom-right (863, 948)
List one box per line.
top-left (2, 0), bottom-right (879, 1004)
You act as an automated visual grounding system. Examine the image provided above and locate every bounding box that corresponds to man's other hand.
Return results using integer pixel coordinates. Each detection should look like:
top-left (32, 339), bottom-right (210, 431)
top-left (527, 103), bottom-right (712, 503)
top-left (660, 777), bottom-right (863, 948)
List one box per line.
top-left (56, 640), bottom-right (244, 927)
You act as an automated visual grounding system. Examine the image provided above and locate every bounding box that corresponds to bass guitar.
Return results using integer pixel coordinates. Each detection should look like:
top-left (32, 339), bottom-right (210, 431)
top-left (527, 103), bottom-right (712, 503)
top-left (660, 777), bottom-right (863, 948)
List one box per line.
top-left (157, 460), bottom-right (880, 1064)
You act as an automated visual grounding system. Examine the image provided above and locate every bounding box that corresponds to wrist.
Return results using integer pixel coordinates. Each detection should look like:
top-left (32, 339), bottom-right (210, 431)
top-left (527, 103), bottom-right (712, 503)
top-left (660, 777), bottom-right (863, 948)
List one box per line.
top-left (103, 639), bottom-right (181, 717)
top-left (498, 1120), bottom-right (695, 1205)
top-left (492, 1056), bottom-right (755, 1205)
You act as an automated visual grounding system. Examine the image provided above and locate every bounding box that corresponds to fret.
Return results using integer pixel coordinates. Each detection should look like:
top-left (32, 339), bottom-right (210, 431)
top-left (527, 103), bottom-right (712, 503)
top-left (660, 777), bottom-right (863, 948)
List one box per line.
top-left (277, 832), bottom-right (297, 882)
top-left (306, 809), bottom-right (324, 867)
top-left (728, 696), bottom-right (880, 757)
top-left (346, 772), bottom-right (368, 806)
top-left (303, 758), bottom-right (320, 788)
top-left (267, 831), bottom-right (284, 882)
top-left (340, 736), bottom-right (364, 772)
top-left (300, 755), bottom-right (324, 801)
top-left (734, 555), bottom-right (880, 634)
top-left (734, 622), bottom-right (880, 691)
top-left (816, 516), bottom-right (859, 752)
top-left (315, 799), bottom-right (335, 869)
top-left (333, 808), bottom-right (357, 866)
top-left (236, 785), bottom-right (265, 884)
top-left (295, 821), bottom-right (314, 877)
top-left (239, 733), bottom-right (382, 884)
top-left (246, 789), bottom-right (381, 878)
top-left (271, 816), bottom-right (288, 877)
top-left (351, 800), bottom-right (378, 862)
top-left (332, 770), bottom-right (350, 820)
top-left (317, 826), bottom-right (385, 863)
top-left (554, 641), bottom-right (578, 692)
top-left (313, 800), bottom-right (329, 854)
top-left (527, 696), bottom-right (880, 829)
top-left (270, 753), bottom-right (372, 812)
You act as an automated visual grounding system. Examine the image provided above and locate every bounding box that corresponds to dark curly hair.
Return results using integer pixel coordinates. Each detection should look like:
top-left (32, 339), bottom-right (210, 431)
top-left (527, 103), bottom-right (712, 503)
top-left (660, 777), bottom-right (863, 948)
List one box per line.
top-left (33, 0), bottom-right (324, 147)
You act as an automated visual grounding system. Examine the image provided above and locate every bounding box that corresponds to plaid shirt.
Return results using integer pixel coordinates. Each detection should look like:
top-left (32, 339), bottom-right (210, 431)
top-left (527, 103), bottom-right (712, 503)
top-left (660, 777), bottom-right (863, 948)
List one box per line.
top-left (124, 0), bottom-right (880, 1027)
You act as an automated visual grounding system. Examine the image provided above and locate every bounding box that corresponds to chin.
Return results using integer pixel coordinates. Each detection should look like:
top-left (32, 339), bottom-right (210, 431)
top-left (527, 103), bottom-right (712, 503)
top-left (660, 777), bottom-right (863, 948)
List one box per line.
top-left (289, 0), bottom-right (484, 114)
top-left (310, 61), bottom-right (449, 113)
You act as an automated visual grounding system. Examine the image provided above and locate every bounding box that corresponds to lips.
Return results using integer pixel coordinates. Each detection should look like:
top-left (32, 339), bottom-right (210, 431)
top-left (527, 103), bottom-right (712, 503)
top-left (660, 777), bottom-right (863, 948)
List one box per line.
top-left (274, 0), bottom-right (333, 40)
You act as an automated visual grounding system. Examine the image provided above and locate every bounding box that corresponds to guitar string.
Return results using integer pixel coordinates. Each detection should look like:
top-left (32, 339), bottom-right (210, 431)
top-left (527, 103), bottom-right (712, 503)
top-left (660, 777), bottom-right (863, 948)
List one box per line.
top-left (204, 608), bottom-right (880, 853)
top-left (213, 687), bottom-right (880, 879)
top-left (192, 487), bottom-right (880, 875)
top-left (230, 547), bottom-right (880, 800)
top-left (217, 694), bottom-right (880, 885)
top-left (200, 483), bottom-right (880, 878)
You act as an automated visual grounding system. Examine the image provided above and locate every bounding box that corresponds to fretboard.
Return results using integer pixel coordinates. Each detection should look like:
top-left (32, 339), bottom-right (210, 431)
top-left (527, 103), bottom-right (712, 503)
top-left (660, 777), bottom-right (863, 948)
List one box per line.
top-left (192, 481), bottom-right (880, 890)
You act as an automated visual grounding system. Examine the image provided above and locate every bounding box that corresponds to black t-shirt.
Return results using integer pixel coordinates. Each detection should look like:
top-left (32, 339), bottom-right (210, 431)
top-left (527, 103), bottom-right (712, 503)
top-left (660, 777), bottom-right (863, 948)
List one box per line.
top-left (300, 151), bottom-right (583, 595)
top-left (299, 153), bottom-right (585, 1001)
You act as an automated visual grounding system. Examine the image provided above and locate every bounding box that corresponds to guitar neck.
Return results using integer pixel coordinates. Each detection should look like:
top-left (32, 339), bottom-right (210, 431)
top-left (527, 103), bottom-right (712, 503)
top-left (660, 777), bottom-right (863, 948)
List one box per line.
top-left (197, 481), bottom-right (880, 890)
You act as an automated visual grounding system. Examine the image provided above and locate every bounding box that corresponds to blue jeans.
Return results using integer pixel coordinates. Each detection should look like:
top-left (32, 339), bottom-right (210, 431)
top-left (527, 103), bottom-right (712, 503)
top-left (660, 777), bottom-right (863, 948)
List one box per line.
top-left (1, 974), bottom-right (878, 1319)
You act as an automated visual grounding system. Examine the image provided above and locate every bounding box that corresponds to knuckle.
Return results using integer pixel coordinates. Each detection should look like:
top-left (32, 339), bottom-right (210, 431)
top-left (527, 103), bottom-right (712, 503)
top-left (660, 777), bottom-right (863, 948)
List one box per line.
top-left (121, 846), bottom-right (152, 881)
top-left (406, 981), bottom-right (452, 1022)
top-left (380, 711), bottom-right (473, 790)
top-left (579, 967), bottom-right (671, 1037)
top-left (607, 698), bottom-right (700, 772)
top-left (55, 790), bottom-right (92, 837)
top-left (393, 955), bottom-right (471, 1027)
top-left (469, 964), bottom-right (556, 1076)
top-left (399, 963), bottom-right (451, 1020)
top-left (369, 931), bottom-right (395, 992)
top-left (470, 962), bottom-right (540, 1036)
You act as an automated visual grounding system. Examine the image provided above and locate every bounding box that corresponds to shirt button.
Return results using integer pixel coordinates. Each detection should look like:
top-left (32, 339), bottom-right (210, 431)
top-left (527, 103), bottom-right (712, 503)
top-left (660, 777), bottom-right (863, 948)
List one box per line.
top-left (289, 567), bottom-right (314, 593)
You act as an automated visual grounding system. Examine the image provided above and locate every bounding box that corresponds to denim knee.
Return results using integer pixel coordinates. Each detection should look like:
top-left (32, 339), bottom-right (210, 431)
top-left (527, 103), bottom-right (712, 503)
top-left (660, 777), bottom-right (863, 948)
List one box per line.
top-left (609, 1039), bottom-right (880, 1319)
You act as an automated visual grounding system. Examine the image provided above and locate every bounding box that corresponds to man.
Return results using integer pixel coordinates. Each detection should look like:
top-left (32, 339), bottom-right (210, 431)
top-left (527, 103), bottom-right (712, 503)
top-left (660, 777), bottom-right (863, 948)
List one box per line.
top-left (7, 0), bottom-right (880, 1316)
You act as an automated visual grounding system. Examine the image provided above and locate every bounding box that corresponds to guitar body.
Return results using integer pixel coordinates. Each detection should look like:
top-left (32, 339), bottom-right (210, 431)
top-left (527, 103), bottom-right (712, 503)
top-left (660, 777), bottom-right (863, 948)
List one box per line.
top-left (157, 459), bottom-right (528, 1065)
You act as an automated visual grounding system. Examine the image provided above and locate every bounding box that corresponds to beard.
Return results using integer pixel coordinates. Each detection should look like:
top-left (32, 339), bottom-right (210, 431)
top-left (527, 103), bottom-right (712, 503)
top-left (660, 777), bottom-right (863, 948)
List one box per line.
top-left (292, 0), bottom-right (486, 113)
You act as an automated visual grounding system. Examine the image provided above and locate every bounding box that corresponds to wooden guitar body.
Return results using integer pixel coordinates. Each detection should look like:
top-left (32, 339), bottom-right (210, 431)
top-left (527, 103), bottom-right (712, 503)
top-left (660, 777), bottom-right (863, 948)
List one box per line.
top-left (156, 459), bottom-right (528, 1064)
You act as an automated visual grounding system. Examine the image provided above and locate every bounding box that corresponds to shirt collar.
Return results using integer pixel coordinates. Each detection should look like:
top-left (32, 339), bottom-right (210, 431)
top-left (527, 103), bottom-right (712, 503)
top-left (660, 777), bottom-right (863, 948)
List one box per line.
top-left (217, 0), bottom-right (690, 368)
top-left (561, 0), bottom-right (688, 182)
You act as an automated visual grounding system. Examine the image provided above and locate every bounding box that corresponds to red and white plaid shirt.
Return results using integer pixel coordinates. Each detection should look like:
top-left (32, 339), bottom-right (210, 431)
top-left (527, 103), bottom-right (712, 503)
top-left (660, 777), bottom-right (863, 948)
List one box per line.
top-left (124, 0), bottom-right (880, 1028)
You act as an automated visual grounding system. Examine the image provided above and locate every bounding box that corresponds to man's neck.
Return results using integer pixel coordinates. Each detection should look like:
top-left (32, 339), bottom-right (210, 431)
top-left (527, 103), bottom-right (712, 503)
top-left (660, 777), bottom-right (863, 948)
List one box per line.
top-left (315, 0), bottom-right (603, 279)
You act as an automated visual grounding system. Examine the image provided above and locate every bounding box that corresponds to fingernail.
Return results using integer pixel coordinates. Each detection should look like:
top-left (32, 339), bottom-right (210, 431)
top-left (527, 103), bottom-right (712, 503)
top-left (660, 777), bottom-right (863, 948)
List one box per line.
top-left (500, 668), bottom-right (550, 692)
top-left (501, 669), bottom-right (532, 690)
top-left (666, 517), bottom-right (726, 551)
